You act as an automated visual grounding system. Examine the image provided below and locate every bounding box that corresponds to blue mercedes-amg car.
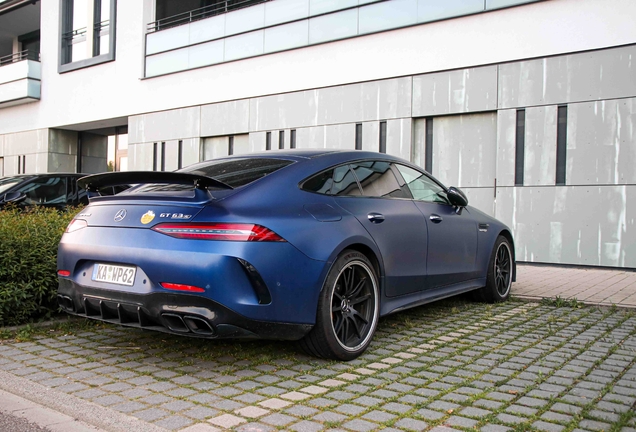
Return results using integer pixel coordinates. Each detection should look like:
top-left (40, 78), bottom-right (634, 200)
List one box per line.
top-left (57, 150), bottom-right (515, 360)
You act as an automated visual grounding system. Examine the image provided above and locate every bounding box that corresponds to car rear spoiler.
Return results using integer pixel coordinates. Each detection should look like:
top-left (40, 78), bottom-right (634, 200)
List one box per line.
top-left (78, 171), bottom-right (233, 192)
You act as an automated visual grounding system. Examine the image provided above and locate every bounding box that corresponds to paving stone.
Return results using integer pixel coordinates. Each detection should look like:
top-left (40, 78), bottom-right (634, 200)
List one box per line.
top-left (415, 408), bottom-right (445, 420)
top-left (236, 406), bottom-right (269, 418)
top-left (183, 406), bottom-right (219, 420)
top-left (341, 419), bottom-right (377, 432)
top-left (209, 414), bottom-right (247, 428)
top-left (334, 404), bottom-right (366, 416)
top-left (460, 407), bottom-right (492, 418)
top-left (289, 420), bottom-right (324, 432)
top-left (578, 419), bottom-right (612, 431)
top-left (394, 418), bottom-right (429, 431)
top-left (361, 410), bottom-right (396, 422)
top-left (446, 416), bottom-right (479, 428)
top-left (133, 407), bottom-right (170, 422)
top-left (260, 413), bottom-right (297, 426)
top-left (496, 413), bottom-right (528, 425)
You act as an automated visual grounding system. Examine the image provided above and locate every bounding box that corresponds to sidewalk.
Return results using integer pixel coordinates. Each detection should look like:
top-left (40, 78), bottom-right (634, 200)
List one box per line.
top-left (513, 263), bottom-right (636, 308)
top-left (0, 264), bottom-right (634, 432)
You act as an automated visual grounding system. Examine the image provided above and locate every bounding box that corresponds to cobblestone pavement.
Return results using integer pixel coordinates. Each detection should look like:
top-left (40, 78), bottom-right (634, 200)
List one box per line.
top-left (0, 299), bottom-right (635, 431)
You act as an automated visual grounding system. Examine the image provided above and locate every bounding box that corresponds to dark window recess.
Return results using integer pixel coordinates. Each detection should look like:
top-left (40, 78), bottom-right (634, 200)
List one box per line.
top-left (17, 156), bottom-right (21, 174)
top-left (160, 142), bottom-right (166, 171)
top-left (355, 123), bottom-right (362, 150)
top-left (425, 118), bottom-right (433, 173)
top-left (556, 106), bottom-right (568, 185)
top-left (266, 132), bottom-right (271, 151)
top-left (302, 169), bottom-right (334, 194)
top-left (279, 131), bottom-right (285, 149)
top-left (290, 130), bottom-right (296, 149)
top-left (178, 140), bottom-right (183, 169)
top-left (515, 110), bottom-right (525, 186)
top-left (228, 136), bottom-right (234, 156)
top-left (379, 121), bottom-right (387, 154)
top-left (351, 161), bottom-right (408, 198)
top-left (153, 143), bottom-right (158, 171)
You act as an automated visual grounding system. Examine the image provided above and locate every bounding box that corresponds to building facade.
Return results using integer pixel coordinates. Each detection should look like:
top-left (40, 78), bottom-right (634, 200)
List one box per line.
top-left (0, 0), bottom-right (635, 268)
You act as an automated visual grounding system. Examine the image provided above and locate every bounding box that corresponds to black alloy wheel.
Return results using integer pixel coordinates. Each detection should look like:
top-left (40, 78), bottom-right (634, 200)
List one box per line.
top-left (299, 250), bottom-right (379, 360)
top-left (473, 235), bottom-right (514, 303)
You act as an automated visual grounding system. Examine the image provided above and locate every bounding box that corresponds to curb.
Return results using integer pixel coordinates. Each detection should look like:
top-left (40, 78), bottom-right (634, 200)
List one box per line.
top-left (0, 370), bottom-right (166, 432)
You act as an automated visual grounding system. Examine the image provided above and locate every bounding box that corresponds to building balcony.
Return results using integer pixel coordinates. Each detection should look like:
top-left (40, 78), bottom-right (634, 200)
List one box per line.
top-left (0, 50), bottom-right (41, 109)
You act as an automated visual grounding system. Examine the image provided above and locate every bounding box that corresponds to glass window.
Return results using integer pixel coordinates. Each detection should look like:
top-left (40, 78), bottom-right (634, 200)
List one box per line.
top-left (396, 164), bottom-right (449, 204)
top-left (331, 165), bottom-right (362, 196)
top-left (16, 177), bottom-right (67, 205)
top-left (302, 169), bottom-right (334, 194)
top-left (351, 161), bottom-right (409, 199)
top-left (184, 158), bottom-right (293, 188)
top-left (60, 0), bottom-right (116, 72)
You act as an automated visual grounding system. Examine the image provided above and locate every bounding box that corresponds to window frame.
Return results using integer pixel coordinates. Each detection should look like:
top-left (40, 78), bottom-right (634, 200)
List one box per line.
top-left (58, 0), bottom-right (117, 73)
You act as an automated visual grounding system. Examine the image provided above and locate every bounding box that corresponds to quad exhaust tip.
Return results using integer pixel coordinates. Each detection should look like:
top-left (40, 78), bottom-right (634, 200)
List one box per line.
top-left (162, 313), bottom-right (215, 335)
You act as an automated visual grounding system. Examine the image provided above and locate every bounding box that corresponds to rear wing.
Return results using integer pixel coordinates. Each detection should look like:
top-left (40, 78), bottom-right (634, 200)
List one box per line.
top-left (78, 171), bottom-right (233, 192)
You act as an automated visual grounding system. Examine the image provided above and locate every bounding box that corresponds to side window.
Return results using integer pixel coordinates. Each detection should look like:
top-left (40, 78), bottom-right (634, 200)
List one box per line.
top-left (301, 165), bottom-right (362, 196)
top-left (17, 177), bottom-right (67, 205)
top-left (351, 161), bottom-right (409, 199)
top-left (396, 164), bottom-right (449, 204)
top-left (331, 165), bottom-right (361, 196)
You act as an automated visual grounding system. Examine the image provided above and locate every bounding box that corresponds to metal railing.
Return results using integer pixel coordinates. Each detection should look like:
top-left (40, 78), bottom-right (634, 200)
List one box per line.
top-left (0, 49), bottom-right (40, 67)
top-left (147, 0), bottom-right (271, 33)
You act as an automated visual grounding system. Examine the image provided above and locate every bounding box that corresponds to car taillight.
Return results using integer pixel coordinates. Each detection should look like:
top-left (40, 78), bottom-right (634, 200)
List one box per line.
top-left (151, 223), bottom-right (286, 242)
top-left (57, 270), bottom-right (71, 277)
top-left (66, 219), bottom-right (87, 233)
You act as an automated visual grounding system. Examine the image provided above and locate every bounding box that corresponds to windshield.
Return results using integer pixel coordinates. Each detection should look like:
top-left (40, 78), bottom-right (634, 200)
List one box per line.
top-left (0, 177), bottom-right (28, 195)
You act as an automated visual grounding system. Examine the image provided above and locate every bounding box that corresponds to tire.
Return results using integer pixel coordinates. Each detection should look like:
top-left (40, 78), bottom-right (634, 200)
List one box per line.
top-left (473, 235), bottom-right (513, 303)
top-left (300, 250), bottom-right (380, 361)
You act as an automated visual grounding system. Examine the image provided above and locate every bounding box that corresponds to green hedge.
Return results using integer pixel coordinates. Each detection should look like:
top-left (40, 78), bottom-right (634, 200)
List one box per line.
top-left (0, 206), bottom-right (76, 326)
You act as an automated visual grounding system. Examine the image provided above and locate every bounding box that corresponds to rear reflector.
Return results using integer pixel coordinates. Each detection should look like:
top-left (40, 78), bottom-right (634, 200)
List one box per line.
top-left (152, 223), bottom-right (286, 242)
top-left (161, 282), bottom-right (205, 293)
top-left (57, 270), bottom-right (71, 277)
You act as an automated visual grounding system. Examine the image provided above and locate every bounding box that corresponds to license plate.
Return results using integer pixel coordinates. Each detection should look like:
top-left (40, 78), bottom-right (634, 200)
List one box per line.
top-left (92, 263), bottom-right (136, 286)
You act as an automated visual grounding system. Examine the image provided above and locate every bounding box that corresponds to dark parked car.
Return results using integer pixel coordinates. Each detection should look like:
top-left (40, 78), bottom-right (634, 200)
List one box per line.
top-left (57, 150), bottom-right (515, 360)
top-left (0, 173), bottom-right (126, 209)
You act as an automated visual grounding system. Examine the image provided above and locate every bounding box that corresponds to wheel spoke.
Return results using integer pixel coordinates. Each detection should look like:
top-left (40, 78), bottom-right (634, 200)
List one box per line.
top-left (350, 293), bottom-right (371, 306)
top-left (350, 277), bottom-right (367, 298)
top-left (351, 309), bottom-right (368, 326)
top-left (332, 304), bottom-right (342, 313)
top-left (349, 315), bottom-right (363, 338)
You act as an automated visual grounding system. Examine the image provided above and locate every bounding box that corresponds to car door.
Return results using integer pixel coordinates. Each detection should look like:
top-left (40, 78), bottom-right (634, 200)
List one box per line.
top-left (332, 161), bottom-right (429, 298)
top-left (395, 164), bottom-right (479, 289)
top-left (15, 176), bottom-right (68, 208)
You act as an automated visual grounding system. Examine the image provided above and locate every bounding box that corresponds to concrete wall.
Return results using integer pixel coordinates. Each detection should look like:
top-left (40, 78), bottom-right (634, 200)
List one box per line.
top-left (127, 43), bottom-right (636, 268)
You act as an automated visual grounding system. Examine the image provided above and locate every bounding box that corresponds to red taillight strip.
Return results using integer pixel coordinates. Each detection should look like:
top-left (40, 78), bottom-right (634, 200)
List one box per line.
top-left (161, 282), bottom-right (205, 293)
top-left (152, 223), bottom-right (286, 242)
top-left (57, 270), bottom-right (71, 277)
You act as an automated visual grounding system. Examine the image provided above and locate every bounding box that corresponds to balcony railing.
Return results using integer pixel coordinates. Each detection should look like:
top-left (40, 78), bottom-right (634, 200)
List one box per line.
top-left (147, 0), bottom-right (271, 33)
top-left (0, 49), bottom-right (40, 67)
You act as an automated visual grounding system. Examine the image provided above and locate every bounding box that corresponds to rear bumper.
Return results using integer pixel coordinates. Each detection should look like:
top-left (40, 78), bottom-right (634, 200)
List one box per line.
top-left (58, 278), bottom-right (312, 340)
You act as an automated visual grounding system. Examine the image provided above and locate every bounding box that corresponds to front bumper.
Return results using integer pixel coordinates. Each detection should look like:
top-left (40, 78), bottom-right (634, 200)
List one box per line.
top-left (58, 278), bottom-right (312, 340)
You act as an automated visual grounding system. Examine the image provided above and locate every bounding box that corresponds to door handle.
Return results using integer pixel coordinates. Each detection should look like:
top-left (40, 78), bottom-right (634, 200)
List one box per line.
top-left (367, 213), bottom-right (385, 223)
top-left (430, 214), bottom-right (443, 223)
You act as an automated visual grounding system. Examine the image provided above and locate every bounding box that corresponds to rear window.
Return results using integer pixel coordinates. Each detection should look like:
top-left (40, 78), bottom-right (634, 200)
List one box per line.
top-left (132, 158), bottom-right (294, 193)
top-left (183, 158), bottom-right (293, 188)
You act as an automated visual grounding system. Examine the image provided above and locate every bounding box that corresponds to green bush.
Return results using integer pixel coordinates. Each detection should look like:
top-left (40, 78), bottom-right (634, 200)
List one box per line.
top-left (0, 206), bottom-right (76, 326)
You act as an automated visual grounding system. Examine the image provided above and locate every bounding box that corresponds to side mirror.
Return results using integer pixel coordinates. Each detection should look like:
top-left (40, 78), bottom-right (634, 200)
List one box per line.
top-left (3, 192), bottom-right (26, 203)
top-left (447, 186), bottom-right (468, 208)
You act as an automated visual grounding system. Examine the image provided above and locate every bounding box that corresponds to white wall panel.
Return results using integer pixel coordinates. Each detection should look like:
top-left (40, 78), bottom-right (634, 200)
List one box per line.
top-left (129, 143), bottom-right (154, 171)
top-left (181, 138), bottom-right (200, 167)
top-left (499, 45), bottom-right (636, 109)
top-left (225, 4), bottom-right (266, 36)
top-left (524, 106), bottom-right (557, 186)
top-left (496, 109), bottom-right (517, 187)
top-left (201, 100), bottom-right (250, 137)
top-left (386, 118), bottom-right (412, 160)
top-left (567, 98), bottom-right (636, 186)
top-left (129, 107), bottom-right (201, 143)
top-left (188, 40), bottom-right (224, 69)
top-left (463, 187), bottom-right (496, 217)
top-left (189, 15), bottom-right (225, 45)
top-left (432, 113), bottom-right (497, 188)
top-left (496, 185), bottom-right (636, 268)
top-left (202, 136), bottom-right (229, 161)
top-left (231, 134), bottom-right (251, 155)
top-left (164, 140), bottom-right (179, 171)
top-left (309, 0), bottom-right (357, 16)
top-left (413, 66), bottom-right (497, 117)
top-left (362, 121), bottom-right (379, 152)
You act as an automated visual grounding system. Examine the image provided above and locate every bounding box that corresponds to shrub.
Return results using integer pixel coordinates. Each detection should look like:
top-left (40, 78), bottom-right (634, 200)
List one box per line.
top-left (0, 206), bottom-right (76, 326)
